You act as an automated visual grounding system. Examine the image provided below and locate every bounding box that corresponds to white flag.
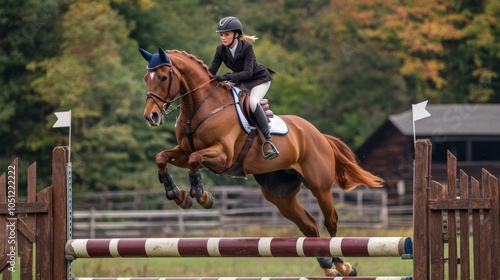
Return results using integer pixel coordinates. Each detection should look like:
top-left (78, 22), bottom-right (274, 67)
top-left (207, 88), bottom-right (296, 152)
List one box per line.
top-left (412, 100), bottom-right (431, 121)
top-left (53, 111), bottom-right (71, 128)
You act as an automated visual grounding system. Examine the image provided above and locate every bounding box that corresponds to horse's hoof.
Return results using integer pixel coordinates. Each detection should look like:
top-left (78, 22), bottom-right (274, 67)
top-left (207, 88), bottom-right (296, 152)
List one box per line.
top-left (323, 268), bottom-right (341, 276)
top-left (335, 262), bottom-right (355, 276)
top-left (175, 189), bottom-right (193, 209)
top-left (179, 195), bottom-right (193, 209)
top-left (348, 265), bottom-right (357, 276)
top-left (198, 191), bottom-right (214, 209)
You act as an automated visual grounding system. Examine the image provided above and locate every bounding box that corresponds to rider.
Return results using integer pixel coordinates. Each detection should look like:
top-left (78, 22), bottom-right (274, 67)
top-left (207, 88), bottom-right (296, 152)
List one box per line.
top-left (208, 16), bottom-right (279, 160)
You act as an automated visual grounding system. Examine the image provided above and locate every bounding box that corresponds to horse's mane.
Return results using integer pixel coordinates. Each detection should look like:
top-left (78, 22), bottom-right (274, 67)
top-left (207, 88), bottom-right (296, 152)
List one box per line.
top-left (166, 49), bottom-right (230, 91)
top-left (166, 50), bottom-right (211, 76)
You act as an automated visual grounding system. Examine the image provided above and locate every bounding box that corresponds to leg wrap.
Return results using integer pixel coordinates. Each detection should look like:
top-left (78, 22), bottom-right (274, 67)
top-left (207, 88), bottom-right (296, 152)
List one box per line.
top-left (316, 257), bottom-right (333, 269)
top-left (188, 171), bottom-right (204, 198)
top-left (158, 170), bottom-right (180, 200)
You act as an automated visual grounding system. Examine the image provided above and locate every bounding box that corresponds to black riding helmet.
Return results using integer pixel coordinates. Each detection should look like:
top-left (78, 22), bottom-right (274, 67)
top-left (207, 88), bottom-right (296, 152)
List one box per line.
top-left (216, 16), bottom-right (243, 35)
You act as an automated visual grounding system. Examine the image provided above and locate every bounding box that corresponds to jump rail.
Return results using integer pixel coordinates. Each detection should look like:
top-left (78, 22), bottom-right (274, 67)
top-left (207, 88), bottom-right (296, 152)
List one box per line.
top-left (65, 237), bottom-right (412, 259)
top-left (73, 277), bottom-right (413, 280)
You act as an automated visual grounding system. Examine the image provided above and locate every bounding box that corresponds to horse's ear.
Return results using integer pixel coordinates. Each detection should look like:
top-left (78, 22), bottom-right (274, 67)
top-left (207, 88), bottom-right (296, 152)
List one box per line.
top-left (158, 47), bottom-right (171, 65)
top-left (138, 47), bottom-right (152, 62)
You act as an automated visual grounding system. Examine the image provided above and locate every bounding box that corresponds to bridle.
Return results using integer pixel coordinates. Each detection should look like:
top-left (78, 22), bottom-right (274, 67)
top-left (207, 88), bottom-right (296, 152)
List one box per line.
top-left (146, 67), bottom-right (216, 116)
top-left (146, 68), bottom-right (178, 115)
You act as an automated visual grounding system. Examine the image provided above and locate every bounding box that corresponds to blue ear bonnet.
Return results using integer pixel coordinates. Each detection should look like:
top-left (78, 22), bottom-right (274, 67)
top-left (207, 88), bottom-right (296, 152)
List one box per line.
top-left (138, 47), bottom-right (172, 70)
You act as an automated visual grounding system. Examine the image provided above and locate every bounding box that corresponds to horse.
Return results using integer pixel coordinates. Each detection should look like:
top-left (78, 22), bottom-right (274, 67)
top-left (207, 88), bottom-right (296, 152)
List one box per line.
top-left (139, 47), bottom-right (384, 276)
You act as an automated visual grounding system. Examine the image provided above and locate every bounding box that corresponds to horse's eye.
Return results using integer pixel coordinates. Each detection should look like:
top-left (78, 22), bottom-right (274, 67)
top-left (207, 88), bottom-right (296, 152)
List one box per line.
top-left (160, 76), bottom-right (168, 83)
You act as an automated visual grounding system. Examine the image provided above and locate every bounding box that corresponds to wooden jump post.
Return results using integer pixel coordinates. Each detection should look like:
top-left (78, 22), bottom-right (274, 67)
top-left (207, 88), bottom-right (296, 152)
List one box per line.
top-left (0, 147), bottom-right (68, 280)
top-left (1, 140), bottom-right (499, 279)
top-left (412, 139), bottom-right (499, 279)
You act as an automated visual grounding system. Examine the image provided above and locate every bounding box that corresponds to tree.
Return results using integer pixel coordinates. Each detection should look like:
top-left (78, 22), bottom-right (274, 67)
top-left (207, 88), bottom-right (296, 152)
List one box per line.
top-left (29, 0), bottom-right (161, 191)
top-left (334, 0), bottom-right (500, 103)
top-left (0, 0), bottom-right (65, 187)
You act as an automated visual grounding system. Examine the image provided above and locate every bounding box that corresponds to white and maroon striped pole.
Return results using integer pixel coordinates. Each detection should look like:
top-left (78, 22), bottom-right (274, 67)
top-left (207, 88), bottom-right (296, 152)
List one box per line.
top-left (73, 277), bottom-right (413, 280)
top-left (65, 237), bottom-right (412, 259)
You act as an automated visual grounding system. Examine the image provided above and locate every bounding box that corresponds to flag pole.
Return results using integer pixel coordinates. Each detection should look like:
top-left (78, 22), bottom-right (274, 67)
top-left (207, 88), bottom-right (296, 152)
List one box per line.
top-left (412, 100), bottom-right (431, 150)
top-left (68, 110), bottom-right (72, 162)
top-left (413, 117), bottom-right (416, 149)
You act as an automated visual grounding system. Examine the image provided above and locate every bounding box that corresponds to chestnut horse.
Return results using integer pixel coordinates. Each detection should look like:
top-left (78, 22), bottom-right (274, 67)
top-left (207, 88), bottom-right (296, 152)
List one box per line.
top-left (139, 47), bottom-right (383, 276)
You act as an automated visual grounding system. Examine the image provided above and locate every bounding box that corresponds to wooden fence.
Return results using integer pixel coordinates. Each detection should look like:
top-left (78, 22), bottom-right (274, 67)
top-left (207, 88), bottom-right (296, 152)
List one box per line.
top-left (413, 139), bottom-right (499, 279)
top-left (0, 139), bottom-right (499, 279)
top-left (71, 187), bottom-right (391, 238)
top-left (0, 147), bottom-right (68, 279)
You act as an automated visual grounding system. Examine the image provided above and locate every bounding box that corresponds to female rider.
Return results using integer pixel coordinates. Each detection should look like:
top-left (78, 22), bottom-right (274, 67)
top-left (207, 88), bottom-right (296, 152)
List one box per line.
top-left (208, 16), bottom-right (279, 160)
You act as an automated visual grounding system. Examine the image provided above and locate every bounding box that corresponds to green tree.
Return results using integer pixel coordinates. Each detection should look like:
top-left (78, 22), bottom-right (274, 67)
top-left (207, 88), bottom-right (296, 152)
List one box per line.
top-left (113, 0), bottom-right (217, 62)
top-left (0, 0), bottom-right (65, 188)
top-left (29, 0), bottom-right (160, 191)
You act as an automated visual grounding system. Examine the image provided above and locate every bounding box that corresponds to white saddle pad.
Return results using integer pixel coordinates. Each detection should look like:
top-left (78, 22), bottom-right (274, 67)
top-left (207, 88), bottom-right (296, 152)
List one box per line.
top-left (230, 87), bottom-right (288, 135)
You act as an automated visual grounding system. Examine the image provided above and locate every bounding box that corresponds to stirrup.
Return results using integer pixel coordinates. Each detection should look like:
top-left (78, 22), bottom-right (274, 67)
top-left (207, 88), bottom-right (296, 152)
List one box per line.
top-left (261, 141), bottom-right (280, 160)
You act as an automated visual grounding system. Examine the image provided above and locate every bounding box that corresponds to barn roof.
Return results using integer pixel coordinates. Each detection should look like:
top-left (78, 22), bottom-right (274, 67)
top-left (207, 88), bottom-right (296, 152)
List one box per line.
top-left (356, 104), bottom-right (500, 156)
top-left (389, 104), bottom-right (500, 136)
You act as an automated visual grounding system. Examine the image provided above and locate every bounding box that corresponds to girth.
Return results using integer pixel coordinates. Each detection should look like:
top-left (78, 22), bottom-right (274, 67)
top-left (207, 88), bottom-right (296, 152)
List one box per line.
top-left (219, 128), bottom-right (257, 177)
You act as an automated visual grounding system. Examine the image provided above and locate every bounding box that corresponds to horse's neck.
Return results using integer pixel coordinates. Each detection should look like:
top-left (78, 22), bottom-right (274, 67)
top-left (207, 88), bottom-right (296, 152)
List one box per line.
top-left (180, 83), bottom-right (233, 118)
top-left (171, 54), bottom-right (233, 117)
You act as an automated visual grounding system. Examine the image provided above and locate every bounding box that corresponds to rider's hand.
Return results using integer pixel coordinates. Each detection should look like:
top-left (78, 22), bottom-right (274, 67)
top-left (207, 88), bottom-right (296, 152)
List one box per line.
top-left (213, 75), bottom-right (230, 81)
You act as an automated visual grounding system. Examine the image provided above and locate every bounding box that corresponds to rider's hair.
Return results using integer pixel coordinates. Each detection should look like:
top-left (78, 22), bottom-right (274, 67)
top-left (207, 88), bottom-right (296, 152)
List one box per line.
top-left (239, 34), bottom-right (258, 43)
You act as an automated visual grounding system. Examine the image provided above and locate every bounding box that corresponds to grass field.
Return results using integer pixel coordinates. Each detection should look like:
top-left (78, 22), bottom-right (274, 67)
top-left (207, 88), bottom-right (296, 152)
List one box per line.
top-left (71, 226), bottom-right (414, 278)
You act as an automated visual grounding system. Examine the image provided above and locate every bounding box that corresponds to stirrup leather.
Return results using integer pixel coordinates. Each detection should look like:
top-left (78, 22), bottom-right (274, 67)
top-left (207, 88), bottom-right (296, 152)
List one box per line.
top-left (261, 141), bottom-right (280, 160)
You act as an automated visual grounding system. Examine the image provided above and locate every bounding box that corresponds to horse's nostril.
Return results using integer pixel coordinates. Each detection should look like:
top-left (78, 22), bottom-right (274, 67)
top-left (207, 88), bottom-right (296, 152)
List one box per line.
top-left (151, 112), bottom-right (159, 123)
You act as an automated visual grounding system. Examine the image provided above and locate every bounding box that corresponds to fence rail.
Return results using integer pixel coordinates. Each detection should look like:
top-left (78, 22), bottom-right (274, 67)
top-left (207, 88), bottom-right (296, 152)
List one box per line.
top-left (72, 187), bottom-right (393, 238)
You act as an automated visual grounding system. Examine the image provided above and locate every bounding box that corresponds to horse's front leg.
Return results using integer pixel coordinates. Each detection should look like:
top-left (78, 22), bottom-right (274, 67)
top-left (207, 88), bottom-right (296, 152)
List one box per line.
top-left (156, 146), bottom-right (193, 209)
top-left (186, 145), bottom-right (228, 209)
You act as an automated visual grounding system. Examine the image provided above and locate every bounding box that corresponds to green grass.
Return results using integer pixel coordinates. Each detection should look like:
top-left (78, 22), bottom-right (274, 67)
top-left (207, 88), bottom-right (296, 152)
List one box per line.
top-left (71, 227), bottom-right (414, 278)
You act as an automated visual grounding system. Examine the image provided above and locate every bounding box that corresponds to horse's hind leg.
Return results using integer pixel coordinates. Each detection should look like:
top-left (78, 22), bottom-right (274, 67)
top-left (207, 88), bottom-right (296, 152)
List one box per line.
top-left (310, 186), bottom-right (356, 276)
top-left (260, 186), bottom-right (319, 238)
top-left (261, 186), bottom-right (351, 276)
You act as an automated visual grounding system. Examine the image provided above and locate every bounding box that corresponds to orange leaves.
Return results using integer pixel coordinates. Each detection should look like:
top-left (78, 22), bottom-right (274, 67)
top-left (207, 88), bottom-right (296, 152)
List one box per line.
top-left (401, 58), bottom-right (446, 88)
top-left (334, 0), bottom-right (475, 90)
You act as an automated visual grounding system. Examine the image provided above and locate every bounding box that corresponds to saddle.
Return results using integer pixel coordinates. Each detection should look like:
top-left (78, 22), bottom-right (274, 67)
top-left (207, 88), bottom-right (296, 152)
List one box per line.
top-left (220, 88), bottom-right (275, 178)
top-left (237, 89), bottom-right (274, 134)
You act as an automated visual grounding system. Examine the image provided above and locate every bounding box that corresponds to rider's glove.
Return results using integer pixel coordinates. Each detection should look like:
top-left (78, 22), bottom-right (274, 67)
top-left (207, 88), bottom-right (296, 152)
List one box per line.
top-left (213, 75), bottom-right (230, 81)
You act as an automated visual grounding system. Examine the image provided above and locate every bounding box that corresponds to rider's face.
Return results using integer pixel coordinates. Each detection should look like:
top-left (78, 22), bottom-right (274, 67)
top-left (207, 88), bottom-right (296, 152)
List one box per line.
top-left (219, 31), bottom-right (237, 47)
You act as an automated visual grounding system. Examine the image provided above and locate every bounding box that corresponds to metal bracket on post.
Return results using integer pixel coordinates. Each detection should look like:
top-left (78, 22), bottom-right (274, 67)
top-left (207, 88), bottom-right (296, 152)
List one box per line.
top-left (67, 162), bottom-right (73, 280)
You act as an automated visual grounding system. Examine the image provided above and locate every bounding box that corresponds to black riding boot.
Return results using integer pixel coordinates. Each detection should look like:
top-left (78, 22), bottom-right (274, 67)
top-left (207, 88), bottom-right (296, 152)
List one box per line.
top-left (252, 104), bottom-right (280, 160)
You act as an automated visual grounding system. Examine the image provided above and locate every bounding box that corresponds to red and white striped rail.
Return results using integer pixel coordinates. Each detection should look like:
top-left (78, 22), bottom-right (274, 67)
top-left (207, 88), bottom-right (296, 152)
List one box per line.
top-left (65, 237), bottom-right (412, 259)
top-left (73, 277), bottom-right (413, 280)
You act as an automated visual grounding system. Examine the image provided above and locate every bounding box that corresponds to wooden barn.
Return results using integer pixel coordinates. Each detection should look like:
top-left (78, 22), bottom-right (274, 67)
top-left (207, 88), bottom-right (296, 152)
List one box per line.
top-left (355, 104), bottom-right (500, 205)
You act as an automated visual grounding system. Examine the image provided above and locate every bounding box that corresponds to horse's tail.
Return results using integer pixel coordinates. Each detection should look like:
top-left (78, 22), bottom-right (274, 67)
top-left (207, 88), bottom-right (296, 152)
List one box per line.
top-left (323, 134), bottom-right (384, 191)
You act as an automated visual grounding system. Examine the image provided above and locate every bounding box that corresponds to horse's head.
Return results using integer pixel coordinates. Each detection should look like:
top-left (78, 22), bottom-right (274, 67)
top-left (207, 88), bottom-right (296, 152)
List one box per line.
top-left (139, 47), bottom-right (183, 126)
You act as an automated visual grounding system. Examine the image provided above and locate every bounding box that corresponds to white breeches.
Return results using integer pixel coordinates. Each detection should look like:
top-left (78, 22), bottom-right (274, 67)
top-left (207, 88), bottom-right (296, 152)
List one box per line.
top-left (229, 81), bottom-right (271, 112)
top-left (249, 81), bottom-right (271, 112)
